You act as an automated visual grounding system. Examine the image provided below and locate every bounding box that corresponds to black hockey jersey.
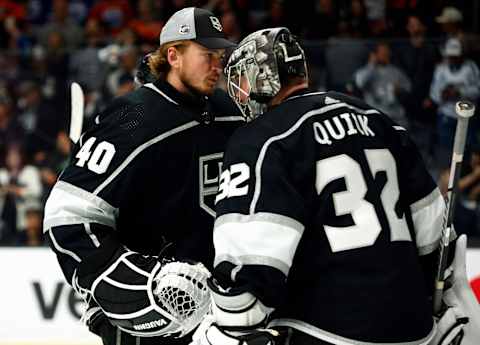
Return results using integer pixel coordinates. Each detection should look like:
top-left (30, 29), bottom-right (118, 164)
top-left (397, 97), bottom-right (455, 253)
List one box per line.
top-left (43, 80), bottom-right (241, 340)
top-left (213, 91), bottom-right (447, 344)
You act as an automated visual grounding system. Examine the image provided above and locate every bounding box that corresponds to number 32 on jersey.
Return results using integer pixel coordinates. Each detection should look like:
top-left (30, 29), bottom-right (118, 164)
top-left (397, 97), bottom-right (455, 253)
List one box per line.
top-left (316, 149), bottom-right (411, 252)
top-left (75, 137), bottom-right (116, 174)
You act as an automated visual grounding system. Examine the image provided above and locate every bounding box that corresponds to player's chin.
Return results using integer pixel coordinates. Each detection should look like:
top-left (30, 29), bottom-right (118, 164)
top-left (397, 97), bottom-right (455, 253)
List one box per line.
top-left (201, 81), bottom-right (217, 95)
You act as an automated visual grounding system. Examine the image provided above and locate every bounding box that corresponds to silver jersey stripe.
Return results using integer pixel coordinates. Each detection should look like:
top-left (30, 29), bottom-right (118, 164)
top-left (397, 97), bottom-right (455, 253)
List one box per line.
top-left (143, 83), bottom-right (178, 105)
top-left (214, 215), bottom-right (303, 274)
top-left (215, 212), bottom-right (304, 233)
top-left (410, 188), bottom-right (442, 214)
top-left (43, 181), bottom-right (118, 231)
top-left (214, 116), bottom-right (244, 122)
top-left (285, 91), bottom-right (326, 101)
top-left (250, 102), bottom-right (378, 214)
top-left (409, 188), bottom-right (451, 255)
top-left (94, 121), bottom-right (199, 195)
top-left (214, 253), bottom-right (290, 276)
top-left (268, 319), bottom-right (436, 345)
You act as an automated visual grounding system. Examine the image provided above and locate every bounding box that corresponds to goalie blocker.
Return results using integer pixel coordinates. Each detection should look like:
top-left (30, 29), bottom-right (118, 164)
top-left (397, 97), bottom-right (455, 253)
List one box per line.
top-left (75, 235), bottom-right (211, 338)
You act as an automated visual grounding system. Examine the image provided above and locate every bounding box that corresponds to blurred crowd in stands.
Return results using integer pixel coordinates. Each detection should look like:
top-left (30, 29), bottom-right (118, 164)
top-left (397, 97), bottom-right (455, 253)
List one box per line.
top-left (0, 0), bottom-right (479, 246)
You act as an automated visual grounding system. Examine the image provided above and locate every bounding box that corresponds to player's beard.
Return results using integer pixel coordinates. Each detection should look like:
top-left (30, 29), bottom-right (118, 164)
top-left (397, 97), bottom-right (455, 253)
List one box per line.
top-left (180, 71), bottom-right (217, 97)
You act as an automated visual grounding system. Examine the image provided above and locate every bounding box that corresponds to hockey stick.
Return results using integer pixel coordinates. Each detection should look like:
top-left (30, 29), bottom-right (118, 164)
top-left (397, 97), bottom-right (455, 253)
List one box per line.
top-left (70, 82), bottom-right (84, 144)
top-left (433, 101), bottom-right (476, 315)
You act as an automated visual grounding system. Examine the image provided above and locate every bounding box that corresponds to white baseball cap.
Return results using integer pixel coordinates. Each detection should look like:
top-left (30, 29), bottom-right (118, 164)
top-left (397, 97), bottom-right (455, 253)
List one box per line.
top-left (436, 7), bottom-right (463, 24)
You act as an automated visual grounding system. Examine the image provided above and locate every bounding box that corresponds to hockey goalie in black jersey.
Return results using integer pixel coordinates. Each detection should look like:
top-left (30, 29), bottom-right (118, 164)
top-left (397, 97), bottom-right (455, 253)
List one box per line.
top-left (191, 28), bottom-right (480, 345)
top-left (43, 7), bottom-right (243, 345)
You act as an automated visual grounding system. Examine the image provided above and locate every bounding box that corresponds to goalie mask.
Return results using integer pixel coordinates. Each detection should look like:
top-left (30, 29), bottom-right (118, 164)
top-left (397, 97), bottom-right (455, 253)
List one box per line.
top-left (225, 27), bottom-right (307, 121)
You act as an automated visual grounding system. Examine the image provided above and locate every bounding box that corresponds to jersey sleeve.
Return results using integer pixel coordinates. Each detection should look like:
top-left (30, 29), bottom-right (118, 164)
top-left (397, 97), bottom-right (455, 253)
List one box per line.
top-left (43, 98), bottom-right (180, 336)
top-left (391, 126), bottom-right (450, 257)
top-left (213, 128), bottom-right (305, 308)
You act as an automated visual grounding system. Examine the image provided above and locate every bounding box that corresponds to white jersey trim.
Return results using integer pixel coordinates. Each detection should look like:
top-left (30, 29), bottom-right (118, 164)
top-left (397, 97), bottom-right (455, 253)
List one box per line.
top-left (268, 318), bottom-right (436, 345)
top-left (103, 277), bottom-right (148, 291)
top-left (213, 213), bottom-right (304, 275)
top-left (94, 121), bottom-right (199, 195)
top-left (84, 223), bottom-right (100, 247)
top-left (214, 116), bottom-right (244, 122)
top-left (43, 181), bottom-right (118, 231)
top-left (215, 212), bottom-right (304, 232)
top-left (250, 102), bottom-right (378, 214)
top-left (48, 229), bottom-right (82, 262)
top-left (143, 83), bottom-right (178, 105)
top-left (215, 253), bottom-right (290, 276)
top-left (409, 188), bottom-right (451, 255)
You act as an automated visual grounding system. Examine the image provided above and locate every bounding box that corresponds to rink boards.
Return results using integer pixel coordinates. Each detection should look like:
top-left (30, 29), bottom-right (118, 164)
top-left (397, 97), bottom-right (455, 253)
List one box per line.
top-left (0, 247), bottom-right (479, 344)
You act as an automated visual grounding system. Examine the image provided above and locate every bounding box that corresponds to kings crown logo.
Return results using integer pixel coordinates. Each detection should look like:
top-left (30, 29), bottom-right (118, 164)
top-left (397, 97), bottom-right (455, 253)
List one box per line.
top-left (209, 16), bottom-right (223, 32)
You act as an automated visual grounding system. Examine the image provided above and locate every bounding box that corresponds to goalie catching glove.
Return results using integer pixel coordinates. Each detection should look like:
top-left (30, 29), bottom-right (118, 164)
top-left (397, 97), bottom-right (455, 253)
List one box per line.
top-left (76, 241), bottom-right (211, 338)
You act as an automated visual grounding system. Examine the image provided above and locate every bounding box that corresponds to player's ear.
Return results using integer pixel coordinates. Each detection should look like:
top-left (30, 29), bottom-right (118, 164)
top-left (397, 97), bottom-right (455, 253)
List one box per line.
top-left (167, 46), bottom-right (182, 69)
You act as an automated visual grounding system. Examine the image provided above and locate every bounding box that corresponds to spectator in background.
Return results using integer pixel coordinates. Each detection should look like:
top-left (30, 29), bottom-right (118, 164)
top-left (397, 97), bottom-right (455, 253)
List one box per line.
top-left (395, 15), bottom-right (438, 163)
top-left (354, 41), bottom-right (412, 128)
top-left (435, 6), bottom-right (464, 42)
top-left (220, 10), bottom-right (242, 43)
top-left (0, 97), bottom-right (24, 164)
top-left (387, 0), bottom-right (419, 36)
top-left (69, 18), bottom-right (108, 95)
top-left (0, 0), bottom-right (27, 50)
top-left (105, 45), bottom-right (139, 99)
top-left (115, 72), bottom-right (135, 97)
top-left (89, 0), bottom-right (133, 37)
top-left (15, 201), bottom-right (44, 246)
top-left (38, 130), bottom-right (71, 202)
top-left (0, 144), bottom-right (42, 235)
top-left (348, 0), bottom-right (369, 38)
top-left (37, 0), bottom-right (84, 52)
top-left (43, 30), bottom-right (69, 109)
top-left (430, 38), bottom-right (480, 167)
top-left (128, 0), bottom-right (163, 48)
top-left (16, 80), bottom-right (61, 162)
top-left (435, 6), bottom-right (479, 66)
top-left (364, 0), bottom-right (387, 36)
top-left (325, 20), bottom-right (369, 92)
top-left (261, 0), bottom-right (289, 30)
top-left (303, 0), bottom-right (337, 40)
top-left (439, 147), bottom-right (480, 236)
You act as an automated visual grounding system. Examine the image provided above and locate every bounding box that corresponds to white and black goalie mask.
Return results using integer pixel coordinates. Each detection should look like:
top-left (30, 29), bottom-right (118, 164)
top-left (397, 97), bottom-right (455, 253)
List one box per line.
top-left (225, 27), bottom-right (307, 121)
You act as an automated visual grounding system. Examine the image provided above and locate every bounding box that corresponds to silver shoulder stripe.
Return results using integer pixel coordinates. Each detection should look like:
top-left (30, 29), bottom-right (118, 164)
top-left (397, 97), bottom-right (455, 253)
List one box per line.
top-left (143, 83), bottom-right (178, 105)
top-left (214, 116), bottom-right (244, 122)
top-left (215, 212), bottom-right (304, 233)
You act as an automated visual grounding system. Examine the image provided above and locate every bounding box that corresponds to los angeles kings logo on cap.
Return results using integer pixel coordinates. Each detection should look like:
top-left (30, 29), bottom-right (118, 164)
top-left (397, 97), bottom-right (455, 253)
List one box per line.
top-left (209, 16), bottom-right (223, 32)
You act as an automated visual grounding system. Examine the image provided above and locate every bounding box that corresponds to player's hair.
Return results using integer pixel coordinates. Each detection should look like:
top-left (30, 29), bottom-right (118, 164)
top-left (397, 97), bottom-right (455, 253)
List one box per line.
top-left (148, 41), bottom-right (189, 79)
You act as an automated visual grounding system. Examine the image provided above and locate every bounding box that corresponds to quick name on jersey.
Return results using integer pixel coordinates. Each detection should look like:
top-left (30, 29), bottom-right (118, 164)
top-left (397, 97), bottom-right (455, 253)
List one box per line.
top-left (313, 112), bottom-right (375, 145)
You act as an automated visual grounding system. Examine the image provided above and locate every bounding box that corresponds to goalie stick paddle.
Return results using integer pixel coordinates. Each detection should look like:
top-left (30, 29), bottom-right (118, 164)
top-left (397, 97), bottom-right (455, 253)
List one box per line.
top-left (70, 82), bottom-right (84, 144)
top-left (433, 101), bottom-right (476, 315)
